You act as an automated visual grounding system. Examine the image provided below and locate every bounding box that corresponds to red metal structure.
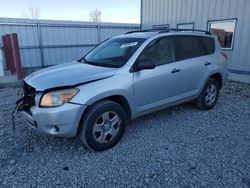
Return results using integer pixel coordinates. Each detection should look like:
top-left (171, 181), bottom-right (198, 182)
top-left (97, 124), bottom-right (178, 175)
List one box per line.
top-left (10, 33), bottom-right (24, 80)
top-left (2, 34), bottom-right (16, 74)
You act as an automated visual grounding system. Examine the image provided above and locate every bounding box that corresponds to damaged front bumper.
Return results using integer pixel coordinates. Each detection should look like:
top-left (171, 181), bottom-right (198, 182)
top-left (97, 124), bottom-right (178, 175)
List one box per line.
top-left (18, 103), bottom-right (86, 137)
top-left (13, 81), bottom-right (86, 138)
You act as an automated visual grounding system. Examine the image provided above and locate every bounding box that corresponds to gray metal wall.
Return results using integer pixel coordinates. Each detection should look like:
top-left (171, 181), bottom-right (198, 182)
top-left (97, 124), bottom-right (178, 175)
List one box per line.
top-left (0, 18), bottom-right (139, 68)
top-left (141, 0), bottom-right (250, 83)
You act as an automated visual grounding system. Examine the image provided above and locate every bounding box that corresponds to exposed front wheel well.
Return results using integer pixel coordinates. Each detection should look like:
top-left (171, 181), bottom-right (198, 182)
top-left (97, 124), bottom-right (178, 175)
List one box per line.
top-left (80, 95), bottom-right (132, 124)
top-left (103, 95), bottom-right (132, 120)
top-left (209, 73), bottom-right (222, 89)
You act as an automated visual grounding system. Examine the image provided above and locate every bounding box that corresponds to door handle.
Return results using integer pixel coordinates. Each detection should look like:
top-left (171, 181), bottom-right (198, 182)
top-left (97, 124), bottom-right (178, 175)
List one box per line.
top-left (204, 62), bottom-right (211, 66)
top-left (171, 68), bottom-right (180, 74)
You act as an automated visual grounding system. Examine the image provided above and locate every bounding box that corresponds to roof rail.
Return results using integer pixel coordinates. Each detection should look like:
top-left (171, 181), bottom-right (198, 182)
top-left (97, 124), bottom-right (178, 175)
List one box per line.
top-left (125, 29), bottom-right (159, 34)
top-left (125, 28), bottom-right (211, 35)
top-left (160, 28), bottom-right (211, 35)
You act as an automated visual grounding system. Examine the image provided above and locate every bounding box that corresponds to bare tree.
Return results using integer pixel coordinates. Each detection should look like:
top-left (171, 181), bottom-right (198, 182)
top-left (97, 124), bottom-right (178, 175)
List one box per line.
top-left (89, 8), bottom-right (102, 22)
top-left (23, 5), bottom-right (41, 19)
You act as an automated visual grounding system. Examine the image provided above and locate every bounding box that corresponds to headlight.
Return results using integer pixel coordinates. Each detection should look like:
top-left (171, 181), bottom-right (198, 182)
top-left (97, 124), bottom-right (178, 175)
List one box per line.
top-left (40, 88), bottom-right (79, 107)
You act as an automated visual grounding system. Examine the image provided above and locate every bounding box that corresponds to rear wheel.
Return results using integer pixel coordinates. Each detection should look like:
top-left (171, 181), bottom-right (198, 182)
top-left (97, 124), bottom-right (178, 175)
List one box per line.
top-left (195, 78), bottom-right (219, 110)
top-left (79, 100), bottom-right (127, 151)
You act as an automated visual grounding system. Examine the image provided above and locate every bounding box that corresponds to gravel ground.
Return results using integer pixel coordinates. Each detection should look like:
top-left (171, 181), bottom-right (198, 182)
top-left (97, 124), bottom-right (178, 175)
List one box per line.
top-left (0, 81), bottom-right (250, 187)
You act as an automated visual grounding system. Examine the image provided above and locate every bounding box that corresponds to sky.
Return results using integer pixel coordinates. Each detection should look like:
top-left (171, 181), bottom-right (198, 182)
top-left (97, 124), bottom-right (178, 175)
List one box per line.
top-left (0, 0), bottom-right (141, 23)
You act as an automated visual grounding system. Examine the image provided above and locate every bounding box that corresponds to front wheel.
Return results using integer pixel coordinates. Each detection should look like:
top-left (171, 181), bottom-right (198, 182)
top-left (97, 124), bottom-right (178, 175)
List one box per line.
top-left (195, 78), bottom-right (220, 110)
top-left (79, 100), bottom-right (127, 151)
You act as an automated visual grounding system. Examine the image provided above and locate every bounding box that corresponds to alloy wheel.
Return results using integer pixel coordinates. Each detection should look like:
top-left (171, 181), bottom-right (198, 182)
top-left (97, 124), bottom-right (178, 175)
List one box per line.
top-left (205, 83), bottom-right (217, 106)
top-left (92, 111), bottom-right (121, 144)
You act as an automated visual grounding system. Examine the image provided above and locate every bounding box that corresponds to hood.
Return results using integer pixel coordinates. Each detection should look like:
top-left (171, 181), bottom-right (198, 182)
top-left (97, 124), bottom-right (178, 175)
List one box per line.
top-left (25, 61), bottom-right (117, 91)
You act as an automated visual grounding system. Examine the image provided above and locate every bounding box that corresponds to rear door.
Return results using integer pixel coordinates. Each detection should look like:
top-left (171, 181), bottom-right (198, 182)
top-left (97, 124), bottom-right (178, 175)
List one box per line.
top-left (174, 35), bottom-right (214, 97)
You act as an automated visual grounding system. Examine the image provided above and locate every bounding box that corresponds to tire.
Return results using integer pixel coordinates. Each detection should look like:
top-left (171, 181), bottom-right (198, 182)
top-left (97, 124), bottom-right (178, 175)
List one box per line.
top-left (79, 100), bottom-right (127, 151)
top-left (195, 78), bottom-right (220, 110)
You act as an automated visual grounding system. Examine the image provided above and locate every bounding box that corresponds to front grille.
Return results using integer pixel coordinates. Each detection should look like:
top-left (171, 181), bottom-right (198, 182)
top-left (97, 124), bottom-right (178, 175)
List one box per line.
top-left (23, 81), bottom-right (36, 110)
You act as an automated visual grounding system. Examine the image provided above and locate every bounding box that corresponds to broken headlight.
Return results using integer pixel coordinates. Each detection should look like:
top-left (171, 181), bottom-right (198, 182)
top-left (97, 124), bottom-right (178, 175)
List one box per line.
top-left (40, 88), bottom-right (79, 107)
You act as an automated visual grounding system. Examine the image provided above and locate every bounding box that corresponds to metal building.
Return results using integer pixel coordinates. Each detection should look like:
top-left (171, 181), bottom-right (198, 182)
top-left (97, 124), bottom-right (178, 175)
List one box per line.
top-left (0, 18), bottom-right (139, 69)
top-left (141, 0), bottom-right (250, 83)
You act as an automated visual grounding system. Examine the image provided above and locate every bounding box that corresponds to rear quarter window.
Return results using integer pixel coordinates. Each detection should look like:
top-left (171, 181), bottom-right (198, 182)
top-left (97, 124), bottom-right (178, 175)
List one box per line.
top-left (199, 36), bottom-right (215, 55)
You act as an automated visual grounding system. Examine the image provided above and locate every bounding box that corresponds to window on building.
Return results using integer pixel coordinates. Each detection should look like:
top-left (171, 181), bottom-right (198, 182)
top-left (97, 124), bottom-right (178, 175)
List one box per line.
top-left (177, 23), bottom-right (194, 30)
top-left (208, 19), bottom-right (237, 50)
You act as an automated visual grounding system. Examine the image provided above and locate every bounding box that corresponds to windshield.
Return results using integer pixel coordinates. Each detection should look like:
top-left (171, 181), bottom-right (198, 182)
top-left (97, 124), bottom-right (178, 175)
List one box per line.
top-left (83, 38), bottom-right (145, 68)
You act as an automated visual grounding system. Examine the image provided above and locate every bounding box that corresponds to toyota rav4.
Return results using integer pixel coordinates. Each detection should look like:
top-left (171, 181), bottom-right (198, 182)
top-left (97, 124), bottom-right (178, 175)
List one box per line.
top-left (15, 29), bottom-right (228, 151)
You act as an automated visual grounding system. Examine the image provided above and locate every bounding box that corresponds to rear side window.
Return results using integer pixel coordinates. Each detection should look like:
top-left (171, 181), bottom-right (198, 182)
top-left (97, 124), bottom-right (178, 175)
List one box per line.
top-left (199, 36), bottom-right (215, 55)
top-left (175, 36), bottom-right (203, 61)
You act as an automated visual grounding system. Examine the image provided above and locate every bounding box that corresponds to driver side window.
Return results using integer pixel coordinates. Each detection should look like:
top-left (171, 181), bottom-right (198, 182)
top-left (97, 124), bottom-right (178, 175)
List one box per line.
top-left (140, 37), bottom-right (175, 66)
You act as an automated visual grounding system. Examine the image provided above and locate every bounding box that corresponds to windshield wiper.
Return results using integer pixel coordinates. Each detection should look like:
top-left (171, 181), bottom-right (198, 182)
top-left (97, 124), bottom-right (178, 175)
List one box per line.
top-left (77, 57), bottom-right (87, 63)
top-left (78, 57), bottom-right (100, 66)
top-left (79, 57), bottom-right (119, 68)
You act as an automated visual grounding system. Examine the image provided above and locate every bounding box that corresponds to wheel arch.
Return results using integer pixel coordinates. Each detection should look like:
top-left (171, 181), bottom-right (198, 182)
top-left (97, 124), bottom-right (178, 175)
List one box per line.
top-left (209, 72), bottom-right (222, 89)
top-left (196, 72), bottom-right (223, 99)
top-left (80, 94), bottom-right (132, 124)
top-left (102, 95), bottom-right (132, 120)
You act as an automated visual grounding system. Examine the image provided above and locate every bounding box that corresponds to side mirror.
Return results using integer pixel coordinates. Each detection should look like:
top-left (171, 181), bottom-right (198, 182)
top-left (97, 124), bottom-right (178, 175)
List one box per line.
top-left (136, 59), bottom-right (156, 71)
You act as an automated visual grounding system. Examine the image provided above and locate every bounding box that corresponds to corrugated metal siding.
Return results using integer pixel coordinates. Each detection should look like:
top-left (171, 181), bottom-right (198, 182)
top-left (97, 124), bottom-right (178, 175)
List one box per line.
top-left (142, 0), bottom-right (250, 82)
top-left (0, 18), bottom-right (139, 68)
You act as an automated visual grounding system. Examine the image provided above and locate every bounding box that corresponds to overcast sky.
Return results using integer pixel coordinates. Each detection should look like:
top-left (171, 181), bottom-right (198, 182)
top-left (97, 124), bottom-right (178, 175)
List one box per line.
top-left (0, 0), bottom-right (140, 23)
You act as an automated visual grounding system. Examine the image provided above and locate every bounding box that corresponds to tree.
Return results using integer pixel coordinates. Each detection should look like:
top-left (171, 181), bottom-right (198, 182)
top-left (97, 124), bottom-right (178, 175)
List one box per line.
top-left (89, 8), bottom-right (102, 22)
top-left (23, 5), bottom-right (41, 19)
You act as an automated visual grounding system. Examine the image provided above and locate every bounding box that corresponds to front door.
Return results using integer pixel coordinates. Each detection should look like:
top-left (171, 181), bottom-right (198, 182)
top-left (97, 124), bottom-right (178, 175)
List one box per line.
top-left (133, 37), bottom-right (181, 113)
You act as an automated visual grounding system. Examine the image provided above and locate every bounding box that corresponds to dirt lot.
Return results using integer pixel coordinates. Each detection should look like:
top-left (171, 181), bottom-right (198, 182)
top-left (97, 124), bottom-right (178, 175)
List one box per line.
top-left (0, 81), bottom-right (250, 187)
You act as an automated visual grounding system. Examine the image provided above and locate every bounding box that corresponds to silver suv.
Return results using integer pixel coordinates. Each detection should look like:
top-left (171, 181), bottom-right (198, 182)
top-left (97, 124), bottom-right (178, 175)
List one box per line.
top-left (16, 29), bottom-right (228, 151)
